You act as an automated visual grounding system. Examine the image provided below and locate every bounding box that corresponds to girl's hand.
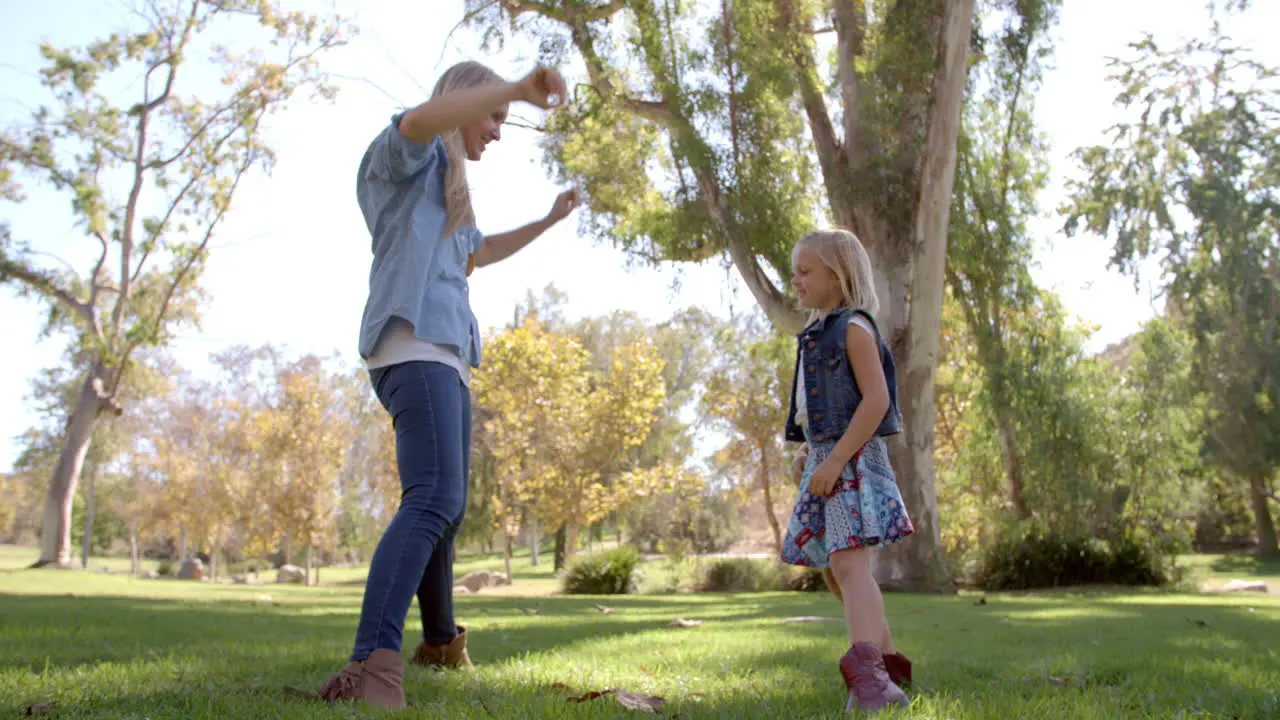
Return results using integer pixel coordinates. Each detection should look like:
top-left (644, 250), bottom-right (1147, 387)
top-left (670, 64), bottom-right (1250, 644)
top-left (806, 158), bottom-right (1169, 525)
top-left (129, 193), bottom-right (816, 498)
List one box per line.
top-left (807, 458), bottom-right (842, 498)
top-left (518, 66), bottom-right (568, 110)
top-left (546, 188), bottom-right (581, 223)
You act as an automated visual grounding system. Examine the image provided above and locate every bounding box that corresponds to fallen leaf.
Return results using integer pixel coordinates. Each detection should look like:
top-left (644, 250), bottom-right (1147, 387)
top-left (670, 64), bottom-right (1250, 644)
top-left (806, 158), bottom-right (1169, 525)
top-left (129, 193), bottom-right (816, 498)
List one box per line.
top-left (568, 689), bottom-right (614, 703)
top-left (1048, 676), bottom-right (1068, 687)
top-left (669, 618), bottom-right (702, 628)
top-left (520, 607), bottom-right (541, 616)
top-left (550, 682), bottom-right (574, 692)
top-left (1187, 617), bottom-right (1210, 628)
top-left (975, 597), bottom-right (987, 606)
top-left (639, 665), bottom-right (654, 676)
top-left (690, 691), bottom-right (707, 697)
top-left (25, 701), bottom-right (57, 715)
top-left (594, 604), bottom-right (615, 614)
top-left (615, 691), bottom-right (666, 712)
top-left (780, 616), bottom-right (841, 623)
top-left (477, 695), bottom-right (492, 715)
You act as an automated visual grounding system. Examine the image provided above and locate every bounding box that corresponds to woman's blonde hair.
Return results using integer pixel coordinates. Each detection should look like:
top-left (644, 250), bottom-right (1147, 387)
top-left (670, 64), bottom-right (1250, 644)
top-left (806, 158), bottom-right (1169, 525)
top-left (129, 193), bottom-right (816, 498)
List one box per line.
top-left (430, 61), bottom-right (504, 237)
top-left (792, 228), bottom-right (880, 319)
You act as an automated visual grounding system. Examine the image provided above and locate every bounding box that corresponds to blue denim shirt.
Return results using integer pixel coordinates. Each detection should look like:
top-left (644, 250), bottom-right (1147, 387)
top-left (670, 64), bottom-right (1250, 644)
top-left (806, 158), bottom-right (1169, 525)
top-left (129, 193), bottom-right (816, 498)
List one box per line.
top-left (784, 307), bottom-right (903, 443)
top-left (356, 114), bottom-right (486, 367)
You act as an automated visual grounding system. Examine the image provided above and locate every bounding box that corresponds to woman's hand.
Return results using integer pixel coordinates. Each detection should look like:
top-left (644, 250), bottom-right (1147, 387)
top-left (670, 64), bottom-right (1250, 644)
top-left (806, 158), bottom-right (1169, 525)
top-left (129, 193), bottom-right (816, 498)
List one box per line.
top-left (518, 66), bottom-right (568, 110)
top-left (806, 457), bottom-right (842, 498)
top-left (546, 188), bottom-right (581, 224)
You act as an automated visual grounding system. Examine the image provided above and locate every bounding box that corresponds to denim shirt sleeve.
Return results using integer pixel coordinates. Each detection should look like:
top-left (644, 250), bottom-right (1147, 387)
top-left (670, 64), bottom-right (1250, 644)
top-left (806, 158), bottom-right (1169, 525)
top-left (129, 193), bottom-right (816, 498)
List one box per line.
top-left (364, 114), bottom-right (444, 183)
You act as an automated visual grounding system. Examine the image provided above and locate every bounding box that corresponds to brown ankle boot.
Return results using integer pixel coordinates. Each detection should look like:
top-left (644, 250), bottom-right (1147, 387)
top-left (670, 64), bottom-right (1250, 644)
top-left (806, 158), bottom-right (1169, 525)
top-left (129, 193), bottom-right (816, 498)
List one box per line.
top-left (409, 625), bottom-right (473, 670)
top-left (318, 649), bottom-right (405, 709)
top-left (839, 643), bottom-right (908, 714)
top-left (883, 651), bottom-right (912, 689)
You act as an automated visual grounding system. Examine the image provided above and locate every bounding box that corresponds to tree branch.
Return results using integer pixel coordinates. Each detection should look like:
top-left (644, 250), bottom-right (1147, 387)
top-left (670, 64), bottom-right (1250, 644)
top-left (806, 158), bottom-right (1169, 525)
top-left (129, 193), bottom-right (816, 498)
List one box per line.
top-left (778, 0), bottom-right (850, 229)
top-left (832, 0), bottom-right (867, 166)
top-left (0, 258), bottom-right (93, 325)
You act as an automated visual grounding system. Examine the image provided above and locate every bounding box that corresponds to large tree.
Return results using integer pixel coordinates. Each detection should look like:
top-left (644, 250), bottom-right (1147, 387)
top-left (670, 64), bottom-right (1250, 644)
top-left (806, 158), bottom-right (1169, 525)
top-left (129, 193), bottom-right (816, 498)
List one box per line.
top-left (1065, 19), bottom-right (1280, 555)
top-left (464, 0), bottom-right (990, 589)
top-left (0, 1), bottom-right (350, 566)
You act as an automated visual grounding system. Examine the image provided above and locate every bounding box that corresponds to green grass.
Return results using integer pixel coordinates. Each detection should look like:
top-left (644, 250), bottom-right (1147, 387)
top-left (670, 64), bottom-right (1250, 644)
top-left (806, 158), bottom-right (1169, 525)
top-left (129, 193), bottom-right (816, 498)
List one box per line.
top-left (2, 547), bottom-right (1278, 718)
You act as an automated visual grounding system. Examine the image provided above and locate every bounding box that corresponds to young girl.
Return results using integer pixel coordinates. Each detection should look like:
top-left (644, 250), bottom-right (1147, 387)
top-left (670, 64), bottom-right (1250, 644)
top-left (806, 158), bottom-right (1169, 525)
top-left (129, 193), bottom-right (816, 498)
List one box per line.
top-left (318, 61), bottom-right (579, 708)
top-left (780, 228), bottom-right (916, 713)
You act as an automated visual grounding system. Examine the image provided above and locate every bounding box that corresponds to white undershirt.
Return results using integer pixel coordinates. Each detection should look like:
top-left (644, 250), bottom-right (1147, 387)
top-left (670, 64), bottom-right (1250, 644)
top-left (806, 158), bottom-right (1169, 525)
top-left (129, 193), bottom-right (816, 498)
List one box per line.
top-left (365, 317), bottom-right (471, 388)
top-left (795, 314), bottom-right (875, 429)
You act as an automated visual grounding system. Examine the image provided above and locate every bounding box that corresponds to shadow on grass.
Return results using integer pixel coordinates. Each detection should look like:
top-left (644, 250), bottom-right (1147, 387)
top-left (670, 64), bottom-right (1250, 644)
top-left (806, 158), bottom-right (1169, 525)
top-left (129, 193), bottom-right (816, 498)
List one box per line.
top-left (3, 590), bottom-right (1278, 718)
top-left (1208, 553), bottom-right (1280, 578)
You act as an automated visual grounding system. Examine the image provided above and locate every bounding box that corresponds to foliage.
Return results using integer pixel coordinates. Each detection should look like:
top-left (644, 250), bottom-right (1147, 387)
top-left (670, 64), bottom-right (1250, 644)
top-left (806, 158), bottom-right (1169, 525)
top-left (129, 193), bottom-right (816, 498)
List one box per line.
top-left (0, 0), bottom-right (352, 566)
top-left (701, 315), bottom-right (791, 554)
top-left (698, 558), bottom-right (790, 593)
top-left (975, 522), bottom-right (1171, 591)
top-left (1064, 17), bottom-right (1280, 553)
top-left (561, 545), bottom-right (642, 595)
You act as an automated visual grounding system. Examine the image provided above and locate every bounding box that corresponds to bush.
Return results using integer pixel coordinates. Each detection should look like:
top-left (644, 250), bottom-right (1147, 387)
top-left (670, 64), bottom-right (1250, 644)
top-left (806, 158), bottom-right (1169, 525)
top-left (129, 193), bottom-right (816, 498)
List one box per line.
top-left (562, 546), bottom-right (642, 595)
top-left (975, 525), bottom-right (1169, 591)
top-left (155, 560), bottom-right (175, 577)
top-left (787, 567), bottom-right (829, 592)
top-left (699, 558), bottom-right (792, 592)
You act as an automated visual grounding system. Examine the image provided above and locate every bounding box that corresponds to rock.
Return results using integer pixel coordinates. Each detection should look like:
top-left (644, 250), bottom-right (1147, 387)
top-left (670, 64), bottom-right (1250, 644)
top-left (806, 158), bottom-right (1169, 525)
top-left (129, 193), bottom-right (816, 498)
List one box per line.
top-left (177, 557), bottom-right (204, 580)
top-left (456, 570), bottom-right (512, 593)
top-left (1222, 579), bottom-right (1269, 593)
top-left (453, 585), bottom-right (471, 594)
top-left (275, 564), bottom-right (306, 584)
top-left (142, 570), bottom-right (159, 579)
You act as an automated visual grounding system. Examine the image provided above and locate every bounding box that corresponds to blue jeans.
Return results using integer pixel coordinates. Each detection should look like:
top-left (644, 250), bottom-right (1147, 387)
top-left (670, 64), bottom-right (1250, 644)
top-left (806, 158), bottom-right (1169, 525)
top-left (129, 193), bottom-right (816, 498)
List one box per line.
top-left (352, 361), bottom-right (470, 660)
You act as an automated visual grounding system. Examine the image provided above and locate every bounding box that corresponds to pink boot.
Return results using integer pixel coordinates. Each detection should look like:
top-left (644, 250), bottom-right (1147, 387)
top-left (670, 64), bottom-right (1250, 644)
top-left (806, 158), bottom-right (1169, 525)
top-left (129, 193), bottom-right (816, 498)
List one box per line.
top-left (839, 642), bottom-right (908, 713)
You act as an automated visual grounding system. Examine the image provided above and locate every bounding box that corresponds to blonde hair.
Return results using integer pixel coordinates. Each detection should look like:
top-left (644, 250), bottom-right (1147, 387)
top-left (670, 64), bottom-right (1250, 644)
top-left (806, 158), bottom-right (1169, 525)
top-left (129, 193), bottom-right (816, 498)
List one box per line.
top-left (792, 228), bottom-right (880, 320)
top-left (430, 61), bottom-right (504, 237)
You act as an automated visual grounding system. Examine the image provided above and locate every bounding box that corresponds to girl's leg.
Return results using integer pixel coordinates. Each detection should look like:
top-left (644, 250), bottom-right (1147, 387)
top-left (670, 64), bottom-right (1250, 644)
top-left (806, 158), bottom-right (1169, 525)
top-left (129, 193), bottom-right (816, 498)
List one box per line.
top-left (828, 547), bottom-right (890, 646)
top-left (351, 362), bottom-right (468, 659)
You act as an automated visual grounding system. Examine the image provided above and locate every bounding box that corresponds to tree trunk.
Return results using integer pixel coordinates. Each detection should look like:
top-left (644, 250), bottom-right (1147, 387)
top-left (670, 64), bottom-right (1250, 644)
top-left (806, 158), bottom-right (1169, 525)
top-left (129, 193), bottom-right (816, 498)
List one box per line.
top-left (553, 526), bottom-right (567, 571)
top-left (872, 0), bottom-right (975, 593)
top-left (760, 446), bottom-right (783, 555)
top-left (1250, 474), bottom-right (1279, 556)
top-left (129, 521), bottom-right (140, 576)
top-left (503, 534), bottom-right (514, 582)
top-left (209, 547), bottom-right (218, 580)
top-left (993, 404), bottom-right (1030, 519)
top-left (305, 545), bottom-right (314, 586)
top-left (33, 372), bottom-right (104, 568)
top-left (178, 526), bottom-right (187, 562)
top-left (567, 521), bottom-right (581, 560)
top-left (529, 516), bottom-right (540, 567)
top-left (81, 463), bottom-right (98, 569)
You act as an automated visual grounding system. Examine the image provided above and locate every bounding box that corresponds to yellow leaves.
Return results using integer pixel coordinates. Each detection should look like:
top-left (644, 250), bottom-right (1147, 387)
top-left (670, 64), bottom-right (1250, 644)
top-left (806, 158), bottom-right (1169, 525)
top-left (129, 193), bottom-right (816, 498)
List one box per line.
top-left (475, 319), bottom-right (669, 538)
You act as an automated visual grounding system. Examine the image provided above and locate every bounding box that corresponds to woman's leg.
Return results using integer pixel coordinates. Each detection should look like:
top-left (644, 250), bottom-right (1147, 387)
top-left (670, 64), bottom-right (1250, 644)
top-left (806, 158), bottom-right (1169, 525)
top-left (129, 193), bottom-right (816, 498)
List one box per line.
top-left (351, 362), bottom-right (467, 659)
top-left (414, 379), bottom-right (470, 648)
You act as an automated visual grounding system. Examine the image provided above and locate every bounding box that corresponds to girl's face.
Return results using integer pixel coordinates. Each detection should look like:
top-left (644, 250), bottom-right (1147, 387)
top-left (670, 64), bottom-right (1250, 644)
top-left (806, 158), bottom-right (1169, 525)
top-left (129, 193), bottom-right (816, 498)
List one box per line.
top-left (792, 245), bottom-right (841, 311)
top-left (461, 104), bottom-right (507, 161)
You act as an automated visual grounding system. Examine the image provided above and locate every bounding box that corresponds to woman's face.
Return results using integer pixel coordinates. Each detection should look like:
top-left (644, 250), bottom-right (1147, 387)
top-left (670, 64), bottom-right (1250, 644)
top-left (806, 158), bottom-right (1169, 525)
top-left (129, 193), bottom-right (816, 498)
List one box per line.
top-left (461, 104), bottom-right (507, 161)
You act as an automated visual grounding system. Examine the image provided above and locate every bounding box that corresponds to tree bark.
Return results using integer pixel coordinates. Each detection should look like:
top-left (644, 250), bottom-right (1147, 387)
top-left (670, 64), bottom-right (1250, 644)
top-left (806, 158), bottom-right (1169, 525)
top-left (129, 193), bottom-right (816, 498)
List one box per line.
top-left (503, 534), bottom-right (514, 582)
top-left (1250, 474), bottom-right (1279, 556)
top-left (529, 516), bottom-right (540, 567)
top-left (760, 445), bottom-right (783, 555)
top-left (993, 403), bottom-right (1030, 519)
top-left (129, 521), bottom-right (140, 575)
top-left (305, 545), bottom-right (314, 586)
top-left (81, 463), bottom-right (98, 569)
top-left (873, 0), bottom-right (975, 593)
top-left (554, 526), bottom-right (567, 571)
top-left (33, 371), bottom-right (104, 568)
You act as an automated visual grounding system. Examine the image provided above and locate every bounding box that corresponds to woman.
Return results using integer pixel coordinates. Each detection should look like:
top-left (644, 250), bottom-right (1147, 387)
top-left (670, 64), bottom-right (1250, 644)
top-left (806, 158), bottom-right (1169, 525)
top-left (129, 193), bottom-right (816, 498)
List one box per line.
top-left (319, 61), bottom-right (578, 708)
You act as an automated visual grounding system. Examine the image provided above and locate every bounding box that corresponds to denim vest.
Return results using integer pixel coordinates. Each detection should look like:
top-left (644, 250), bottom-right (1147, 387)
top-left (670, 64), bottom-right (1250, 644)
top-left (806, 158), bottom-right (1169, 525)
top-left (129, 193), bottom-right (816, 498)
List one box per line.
top-left (356, 114), bottom-right (485, 367)
top-left (784, 307), bottom-right (903, 443)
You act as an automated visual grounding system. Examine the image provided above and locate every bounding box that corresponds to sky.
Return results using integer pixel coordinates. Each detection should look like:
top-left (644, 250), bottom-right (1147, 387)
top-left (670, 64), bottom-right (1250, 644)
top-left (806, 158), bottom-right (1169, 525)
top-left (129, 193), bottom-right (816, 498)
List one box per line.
top-left (1, 0), bottom-right (1277, 473)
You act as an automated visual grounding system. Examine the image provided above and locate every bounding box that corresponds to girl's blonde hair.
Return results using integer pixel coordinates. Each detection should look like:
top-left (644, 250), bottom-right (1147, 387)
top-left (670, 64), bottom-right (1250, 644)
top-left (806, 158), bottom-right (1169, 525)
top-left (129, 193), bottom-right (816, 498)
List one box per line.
top-left (430, 61), bottom-right (504, 237)
top-left (792, 228), bottom-right (880, 320)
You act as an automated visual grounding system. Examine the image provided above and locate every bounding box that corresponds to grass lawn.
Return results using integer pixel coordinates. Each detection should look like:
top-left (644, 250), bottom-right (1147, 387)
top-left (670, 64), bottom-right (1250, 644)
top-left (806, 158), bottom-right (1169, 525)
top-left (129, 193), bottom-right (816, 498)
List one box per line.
top-left (1, 546), bottom-right (1277, 718)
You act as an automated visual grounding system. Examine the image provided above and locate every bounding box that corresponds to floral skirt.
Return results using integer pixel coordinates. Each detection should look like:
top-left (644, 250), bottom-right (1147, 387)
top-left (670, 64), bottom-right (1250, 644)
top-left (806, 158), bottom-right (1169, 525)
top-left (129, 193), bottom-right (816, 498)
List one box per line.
top-left (780, 437), bottom-right (915, 568)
